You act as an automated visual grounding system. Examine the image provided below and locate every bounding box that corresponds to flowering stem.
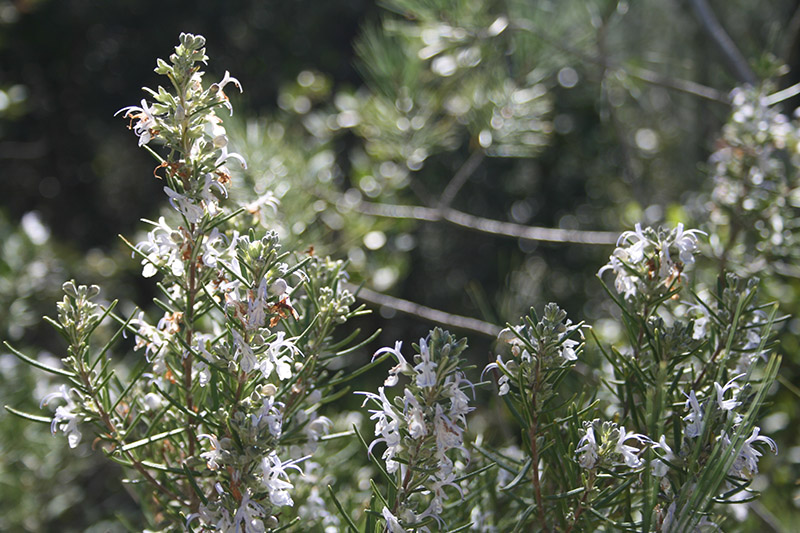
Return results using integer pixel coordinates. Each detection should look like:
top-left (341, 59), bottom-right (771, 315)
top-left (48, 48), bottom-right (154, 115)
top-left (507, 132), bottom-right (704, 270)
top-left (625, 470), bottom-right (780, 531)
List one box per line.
top-left (76, 363), bottom-right (185, 505)
top-left (692, 343), bottom-right (723, 390)
top-left (565, 472), bottom-right (595, 533)
top-left (529, 359), bottom-right (549, 533)
top-left (183, 224), bottom-right (199, 510)
top-left (183, 232), bottom-right (197, 428)
top-left (632, 302), bottom-right (650, 361)
top-left (394, 438), bottom-right (423, 515)
top-left (528, 422), bottom-right (548, 532)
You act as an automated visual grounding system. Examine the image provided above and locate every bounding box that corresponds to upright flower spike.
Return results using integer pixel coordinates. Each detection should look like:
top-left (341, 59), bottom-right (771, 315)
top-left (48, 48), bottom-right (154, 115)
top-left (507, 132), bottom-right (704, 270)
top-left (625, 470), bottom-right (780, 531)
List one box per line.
top-left (360, 328), bottom-right (473, 531)
top-left (708, 85), bottom-right (800, 272)
top-left (50, 33), bottom-right (367, 531)
top-left (486, 303), bottom-right (584, 400)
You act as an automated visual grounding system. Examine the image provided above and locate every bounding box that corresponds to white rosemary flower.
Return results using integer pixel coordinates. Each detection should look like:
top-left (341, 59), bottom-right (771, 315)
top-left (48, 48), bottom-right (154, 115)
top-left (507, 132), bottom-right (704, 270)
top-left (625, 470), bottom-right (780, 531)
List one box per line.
top-left (373, 341), bottom-right (409, 387)
top-left (233, 491), bottom-right (267, 533)
top-left (575, 424), bottom-right (598, 469)
top-left (683, 391), bottom-right (705, 438)
top-left (198, 433), bottom-right (225, 470)
top-left (135, 216), bottom-right (187, 278)
top-left (722, 426), bottom-right (777, 478)
top-left (40, 385), bottom-right (82, 448)
top-left (381, 507), bottom-right (407, 533)
top-left (359, 387), bottom-right (403, 473)
top-left (115, 99), bottom-right (158, 146)
top-left (259, 452), bottom-right (302, 507)
top-left (232, 329), bottom-right (257, 373)
top-left (615, 427), bottom-right (647, 468)
top-left (414, 337), bottom-right (438, 388)
top-left (599, 224), bottom-right (704, 300)
top-left (260, 331), bottom-right (300, 381)
top-left (714, 374), bottom-right (744, 412)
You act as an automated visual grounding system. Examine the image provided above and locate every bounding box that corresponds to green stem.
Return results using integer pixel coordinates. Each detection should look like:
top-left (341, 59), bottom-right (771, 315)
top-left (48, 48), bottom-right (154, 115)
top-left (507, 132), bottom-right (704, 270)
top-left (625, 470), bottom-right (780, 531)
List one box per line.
top-left (529, 359), bottom-right (549, 533)
top-left (75, 352), bottom-right (184, 505)
top-left (565, 472), bottom-right (595, 533)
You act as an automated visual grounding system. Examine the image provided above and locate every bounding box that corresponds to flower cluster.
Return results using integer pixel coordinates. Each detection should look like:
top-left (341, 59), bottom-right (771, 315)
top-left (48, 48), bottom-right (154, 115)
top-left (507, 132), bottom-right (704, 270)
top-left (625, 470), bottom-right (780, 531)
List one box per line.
top-left (360, 328), bottom-right (473, 530)
top-left (598, 224), bottom-right (704, 302)
top-left (711, 273), bottom-right (771, 374)
top-left (575, 419), bottom-right (649, 471)
top-left (646, 372), bottom-right (779, 531)
top-left (721, 427), bottom-right (777, 480)
top-left (117, 37), bottom-right (245, 226)
top-left (707, 85), bottom-right (800, 270)
top-left (21, 28), bottom-right (787, 533)
top-left (678, 373), bottom-right (777, 480)
top-left (485, 303), bottom-right (583, 399)
top-left (37, 281), bottom-right (105, 448)
top-left (33, 34), bottom-right (366, 533)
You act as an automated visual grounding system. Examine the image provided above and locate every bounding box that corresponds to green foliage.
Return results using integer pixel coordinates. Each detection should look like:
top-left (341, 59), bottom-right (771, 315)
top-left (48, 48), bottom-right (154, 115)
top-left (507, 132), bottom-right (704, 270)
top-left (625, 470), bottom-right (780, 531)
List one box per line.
top-left (2, 1), bottom-right (800, 531)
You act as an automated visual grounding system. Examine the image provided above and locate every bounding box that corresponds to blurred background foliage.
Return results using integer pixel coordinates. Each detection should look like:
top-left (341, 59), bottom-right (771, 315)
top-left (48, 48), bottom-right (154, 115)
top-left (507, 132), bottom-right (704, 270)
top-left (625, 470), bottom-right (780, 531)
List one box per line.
top-left (2, 0), bottom-right (800, 530)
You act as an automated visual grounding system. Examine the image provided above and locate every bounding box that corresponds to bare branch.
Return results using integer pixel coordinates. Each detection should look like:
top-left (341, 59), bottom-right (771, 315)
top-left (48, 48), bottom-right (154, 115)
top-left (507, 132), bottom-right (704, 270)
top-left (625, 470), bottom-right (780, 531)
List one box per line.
top-left (437, 150), bottom-right (485, 209)
top-left (626, 67), bottom-right (728, 103)
top-left (511, 18), bottom-right (729, 104)
top-left (596, 22), bottom-right (640, 191)
top-left (687, 0), bottom-right (758, 85)
top-left (355, 200), bottom-right (441, 221)
top-left (346, 282), bottom-right (502, 338)
top-left (441, 209), bottom-right (618, 245)
top-left (354, 200), bottom-right (619, 245)
top-left (764, 82), bottom-right (800, 106)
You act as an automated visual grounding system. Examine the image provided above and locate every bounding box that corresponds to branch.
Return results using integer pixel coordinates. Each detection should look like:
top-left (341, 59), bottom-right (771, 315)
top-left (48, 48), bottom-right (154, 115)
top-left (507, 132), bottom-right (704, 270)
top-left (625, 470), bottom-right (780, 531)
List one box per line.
top-left (354, 200), bottom-right (619, 245)
top-left (687, 0), bottom-right (758, 85)
top-left (437, 150), bottom-right (485, 210)
top-left (345, 283), bottom-right (502, 338)
top-left (764, 82), bottom-right (800, 106)
top-left (626, 66), bottom-right (728, 103)
top-left (596, 22), bottom-right (640, 190)
top-left (511, 19), bottom-right (729, 104)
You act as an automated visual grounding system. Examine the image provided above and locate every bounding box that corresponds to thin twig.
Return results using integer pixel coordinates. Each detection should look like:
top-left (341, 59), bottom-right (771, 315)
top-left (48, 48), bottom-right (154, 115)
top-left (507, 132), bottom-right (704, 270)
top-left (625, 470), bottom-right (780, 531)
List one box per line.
top-left (345, 283), bottom-right (502, 338)
top-left (184, 224), bottom-right (200, 511)
top-left (437, 150), bottom-right (485, 210)
top-left (627, 67), bottom-right (728, 103)
top-left (596, 21), bottom-right (640, 195)
top-left (764, 82), bottom-right (800, 106)
top-left (565, 473), bottom-right (594, 533)
top-left (354, 200), bottom-right (619, 245)
top-left (355, 201), bottom-right (440, 221)
top-left (687, 0), bottom-right (758, 85)
top-left (441, 208), bottom-right (618, 244)
top-left (511, 19), bottom-right (729, 104)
